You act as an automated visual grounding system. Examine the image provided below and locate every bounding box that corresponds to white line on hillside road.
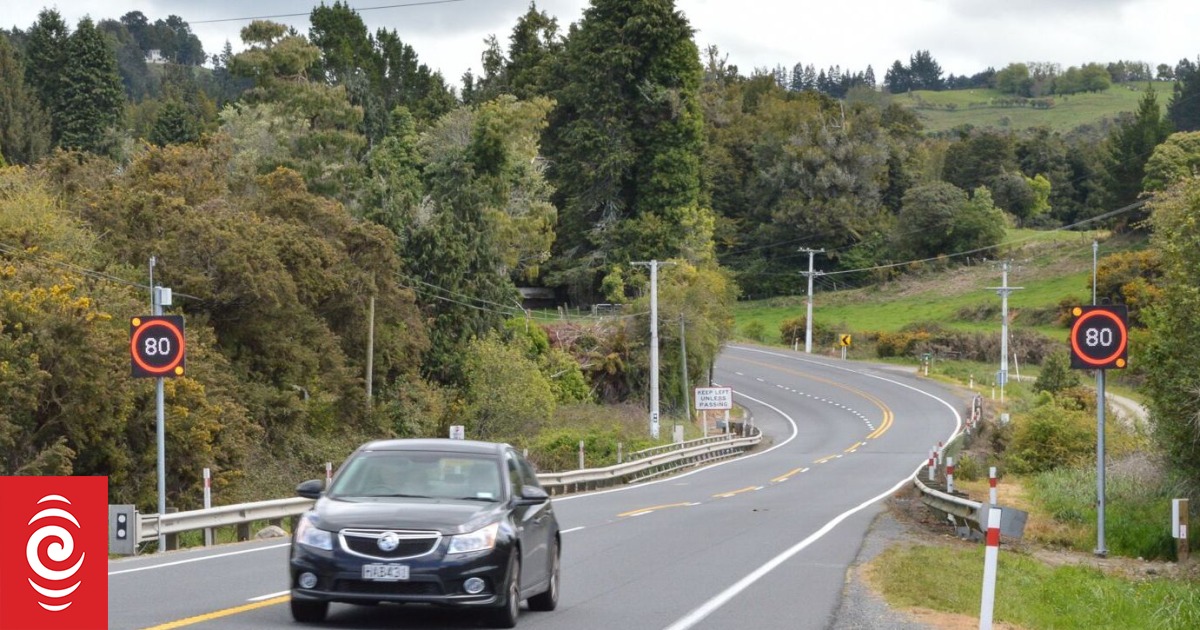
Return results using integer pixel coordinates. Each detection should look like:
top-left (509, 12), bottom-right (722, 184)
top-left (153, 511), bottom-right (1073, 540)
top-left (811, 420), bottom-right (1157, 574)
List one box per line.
top-left (108, 543), bottom-right (290, 576)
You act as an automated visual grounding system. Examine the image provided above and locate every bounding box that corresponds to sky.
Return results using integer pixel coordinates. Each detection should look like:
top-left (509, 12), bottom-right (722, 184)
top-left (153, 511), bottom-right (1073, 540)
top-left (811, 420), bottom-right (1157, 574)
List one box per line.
top-left (5, 0), bottom-right (1200, 86)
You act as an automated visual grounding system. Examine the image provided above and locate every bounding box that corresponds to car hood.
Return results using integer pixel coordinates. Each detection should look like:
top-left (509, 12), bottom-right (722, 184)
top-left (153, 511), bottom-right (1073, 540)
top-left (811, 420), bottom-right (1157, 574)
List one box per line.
top-left (311, 497), bottom-right (504, 534)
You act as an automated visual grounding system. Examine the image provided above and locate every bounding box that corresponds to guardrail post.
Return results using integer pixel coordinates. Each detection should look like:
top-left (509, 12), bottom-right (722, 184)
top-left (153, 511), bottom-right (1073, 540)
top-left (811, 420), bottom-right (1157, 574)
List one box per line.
top-left (617, 443), bottom-right (623, 464)
top-left (164, 507), bottom-right (179, 551)
top-left (325, 462), bottom-right (333, 488)
top-left (979, 507), bottom-right (1002, 629)
top-left (989, 467), bottom-right (997, 505)
top-left (237, 522), bottom-right (251, 542)
top-left (578, 441), bottom-right (585, 470)
top-left (946, 457), bottom-right (955, 495)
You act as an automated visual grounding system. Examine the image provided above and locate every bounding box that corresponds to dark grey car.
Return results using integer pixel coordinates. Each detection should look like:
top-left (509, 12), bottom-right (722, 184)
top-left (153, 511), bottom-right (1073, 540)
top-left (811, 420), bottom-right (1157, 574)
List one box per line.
top-left (288, 439), bottom-right (560, 628)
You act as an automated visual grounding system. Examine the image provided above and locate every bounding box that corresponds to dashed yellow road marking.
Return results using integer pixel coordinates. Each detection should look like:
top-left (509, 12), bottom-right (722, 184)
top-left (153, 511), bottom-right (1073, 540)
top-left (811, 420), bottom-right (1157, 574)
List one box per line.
top-left (142, 595), bottom-right (289, 629)
top-left (771, 467), bottom-right (808, 483)
top-left (618, 502), bottom-right (696, 518)
top-left (713, 486), bottom-right (761, 498)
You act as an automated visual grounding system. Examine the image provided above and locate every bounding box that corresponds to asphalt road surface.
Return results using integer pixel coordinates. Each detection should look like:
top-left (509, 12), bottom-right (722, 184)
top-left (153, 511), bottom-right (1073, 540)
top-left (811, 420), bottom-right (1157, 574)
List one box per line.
top-left (107, 344), bottom-right (963, 630)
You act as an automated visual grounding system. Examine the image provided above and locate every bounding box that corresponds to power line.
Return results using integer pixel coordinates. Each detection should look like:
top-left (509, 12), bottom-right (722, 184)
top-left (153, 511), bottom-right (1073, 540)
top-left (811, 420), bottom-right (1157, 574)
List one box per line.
top-left (191, 0), bottom-right (481, 25)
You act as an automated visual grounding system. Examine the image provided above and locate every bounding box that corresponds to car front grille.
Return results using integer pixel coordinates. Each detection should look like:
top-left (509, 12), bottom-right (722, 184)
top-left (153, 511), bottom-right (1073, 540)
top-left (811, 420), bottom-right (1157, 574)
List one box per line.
top-left (339, 529), bottom-right (441, 560)
top-left (334, 578), bottom-right (444, 596)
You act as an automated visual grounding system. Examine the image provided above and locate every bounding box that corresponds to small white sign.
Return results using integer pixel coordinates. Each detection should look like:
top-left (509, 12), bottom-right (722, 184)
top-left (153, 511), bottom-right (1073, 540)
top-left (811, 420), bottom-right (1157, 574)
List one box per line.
top-left (694, 387), bottom-right (733, 410)
top-left (449, 425), bottom-right (465, 440)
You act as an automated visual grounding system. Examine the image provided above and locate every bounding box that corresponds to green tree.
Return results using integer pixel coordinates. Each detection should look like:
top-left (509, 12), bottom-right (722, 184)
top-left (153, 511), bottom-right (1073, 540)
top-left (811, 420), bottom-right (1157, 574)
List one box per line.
top-left (0, 35), bottom-right (51, 164)
top-left (943, 130), bottom-right (1018, 193)
top-left (1033, 351), bottom-right (1080, 394)
top-left (1168, 58), bottom-right (1200, 132)
top-left (149, 100), bottom-right (200, 146)
top-left (57, 18), bottom-right (124, 155)
top-left (895, 182), bottom-right (1006, 259)
top-left (23, 9), bottom-right (68, 144)
top-left (995, 63), bottom-right (1032, 96)
top-left (1100, 85), bottom-right (1171, 228)
top-left (1080, 63), bottom-right (1113, 92)
top-left (544, 0), bottom-right (714, 302)
top-left (1143, 131), bottom-right (1200, 192)
top-left (505, 3), bottom-right (563, 99)
top-left (462, 334), bottom-right (556, 439)
top-left (1143, 177), bottom-right (1200, 487)
top-left (908, 50), bottom-right (943, 91)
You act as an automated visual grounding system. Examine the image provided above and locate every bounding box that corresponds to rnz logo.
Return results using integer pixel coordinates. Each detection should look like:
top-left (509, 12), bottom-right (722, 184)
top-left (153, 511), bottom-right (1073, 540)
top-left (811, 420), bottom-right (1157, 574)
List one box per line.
top-left (27, 494), bottom-right (87, 611)
top-left (1, 476), bottom-right (108, 630)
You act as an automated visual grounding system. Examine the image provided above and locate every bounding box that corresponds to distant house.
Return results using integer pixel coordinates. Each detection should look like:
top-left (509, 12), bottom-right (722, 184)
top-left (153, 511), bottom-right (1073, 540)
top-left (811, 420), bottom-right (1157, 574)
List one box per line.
top-left (145, 49), bottom-right (167, 64)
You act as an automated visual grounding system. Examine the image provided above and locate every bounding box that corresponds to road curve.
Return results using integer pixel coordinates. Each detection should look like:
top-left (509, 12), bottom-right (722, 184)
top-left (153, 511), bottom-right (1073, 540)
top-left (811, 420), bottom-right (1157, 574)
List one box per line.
top-left (107, 344), bottom-right (964, 629)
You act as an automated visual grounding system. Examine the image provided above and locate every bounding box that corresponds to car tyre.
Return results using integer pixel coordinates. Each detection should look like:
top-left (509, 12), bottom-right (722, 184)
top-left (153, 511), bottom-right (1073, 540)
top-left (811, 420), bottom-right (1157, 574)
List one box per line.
top-left (527, 541), bottom-right (559, 612)
top-left (290, 598), bottom-right (329, 623)
top-left (486, 555), bottom-right (521, 628)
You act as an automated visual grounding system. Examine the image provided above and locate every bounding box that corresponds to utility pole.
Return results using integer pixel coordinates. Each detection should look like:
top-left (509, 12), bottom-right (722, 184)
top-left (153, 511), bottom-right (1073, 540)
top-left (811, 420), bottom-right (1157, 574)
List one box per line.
top-left (679, 314), bottom-right (690, 429)
top-left (799, 248), bottom-right (824, 353)
top-left (986, 261), bottom-right (1023, 403)
top-left (632, 260), bottom-right (674, 439)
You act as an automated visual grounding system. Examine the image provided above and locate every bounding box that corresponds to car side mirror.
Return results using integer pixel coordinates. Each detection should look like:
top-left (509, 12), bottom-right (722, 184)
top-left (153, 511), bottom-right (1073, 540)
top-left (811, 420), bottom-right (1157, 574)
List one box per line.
top-left (517, 485), bottom-right (549, 505)
top-left (296, 479), bottom-right (325, 500)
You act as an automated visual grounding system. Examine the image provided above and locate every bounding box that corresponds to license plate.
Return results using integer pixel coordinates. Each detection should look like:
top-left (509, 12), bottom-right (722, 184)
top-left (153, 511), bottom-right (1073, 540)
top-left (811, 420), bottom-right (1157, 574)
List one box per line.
top-left (362, 564), bottom-right (409, 581)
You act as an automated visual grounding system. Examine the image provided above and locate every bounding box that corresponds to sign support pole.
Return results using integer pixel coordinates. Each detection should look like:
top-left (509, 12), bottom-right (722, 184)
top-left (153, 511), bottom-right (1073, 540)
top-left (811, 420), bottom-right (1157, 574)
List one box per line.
top-left (150, 258), bottom-right (167, 551)
top-left (1096, 369), bottom-right (1107, 557)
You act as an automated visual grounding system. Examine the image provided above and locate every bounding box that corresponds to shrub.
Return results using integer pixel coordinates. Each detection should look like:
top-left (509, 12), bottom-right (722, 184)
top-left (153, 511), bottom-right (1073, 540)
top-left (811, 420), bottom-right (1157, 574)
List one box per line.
top-left (742, 320), bottom-right (766, 342)
top-left (778, 316), bottom-right (835, 348)
top-left (1007, 402), bottom-right (1095, 474)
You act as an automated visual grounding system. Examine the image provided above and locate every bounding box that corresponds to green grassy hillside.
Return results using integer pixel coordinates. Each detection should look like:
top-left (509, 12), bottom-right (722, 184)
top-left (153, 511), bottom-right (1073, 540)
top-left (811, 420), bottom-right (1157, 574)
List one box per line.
top-left (733, 229), bottom-right (1145, 349)
top-left (898, 82), bottom-right (1174, 133)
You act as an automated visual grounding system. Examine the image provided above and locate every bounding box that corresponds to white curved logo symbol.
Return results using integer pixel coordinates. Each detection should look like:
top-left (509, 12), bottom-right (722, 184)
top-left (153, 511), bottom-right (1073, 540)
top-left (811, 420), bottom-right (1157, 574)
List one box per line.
top-left (26, 494), bottom-right (85, 612)
top-left (377, 532), bottom-right (400, 552)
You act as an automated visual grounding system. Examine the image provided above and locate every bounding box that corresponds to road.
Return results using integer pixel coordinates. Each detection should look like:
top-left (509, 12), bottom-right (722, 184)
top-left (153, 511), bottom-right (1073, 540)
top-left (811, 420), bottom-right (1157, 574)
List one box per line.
top-left (107, 344), bottom-right (963, 629)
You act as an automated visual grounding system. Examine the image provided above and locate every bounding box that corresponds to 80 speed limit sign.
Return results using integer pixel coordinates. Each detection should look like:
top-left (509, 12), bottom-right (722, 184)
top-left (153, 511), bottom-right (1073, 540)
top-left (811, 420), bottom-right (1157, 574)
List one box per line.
top-left (131, 315), bottom-right (186, 378)
top-left (1069, 305), bottom-right (1128, 370)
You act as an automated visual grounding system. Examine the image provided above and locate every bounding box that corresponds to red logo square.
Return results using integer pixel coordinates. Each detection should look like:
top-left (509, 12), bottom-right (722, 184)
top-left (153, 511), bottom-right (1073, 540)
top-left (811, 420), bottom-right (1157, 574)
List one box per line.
top-left (0, 476), bottom-right (108, 630)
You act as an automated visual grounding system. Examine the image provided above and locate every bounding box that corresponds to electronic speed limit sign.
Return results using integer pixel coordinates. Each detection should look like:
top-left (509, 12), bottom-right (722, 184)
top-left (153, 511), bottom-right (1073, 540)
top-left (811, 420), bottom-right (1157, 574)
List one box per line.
top-left (131, 315), bottom-right (186, 378)
top-left (1069, 305), bottom-right (1128, 370)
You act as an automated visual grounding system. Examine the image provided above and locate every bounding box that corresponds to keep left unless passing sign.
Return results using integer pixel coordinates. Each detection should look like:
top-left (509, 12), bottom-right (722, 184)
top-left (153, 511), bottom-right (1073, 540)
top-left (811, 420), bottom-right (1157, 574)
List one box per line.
top-left (694, 387), bottom-right (733, 410)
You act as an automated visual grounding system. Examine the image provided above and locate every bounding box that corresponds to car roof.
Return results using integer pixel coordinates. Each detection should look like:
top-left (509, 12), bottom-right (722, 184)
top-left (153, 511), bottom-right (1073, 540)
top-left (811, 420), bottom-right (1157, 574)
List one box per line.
top-left (355, 438), bottom-right (510, 457)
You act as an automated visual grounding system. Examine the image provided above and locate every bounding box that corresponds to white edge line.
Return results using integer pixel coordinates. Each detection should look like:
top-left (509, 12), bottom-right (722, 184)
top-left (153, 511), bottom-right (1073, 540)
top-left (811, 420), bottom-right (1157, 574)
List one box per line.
top-left (659, 345), bottom-right (965, 630)
top-left (561, 526), bottom-right (586, 534)
top-left (248, 591), bottom-right (289, 602)
top-left (662, 461), bottom-right (927, 630)
top-left (108, 543), bottom-right (291, 576)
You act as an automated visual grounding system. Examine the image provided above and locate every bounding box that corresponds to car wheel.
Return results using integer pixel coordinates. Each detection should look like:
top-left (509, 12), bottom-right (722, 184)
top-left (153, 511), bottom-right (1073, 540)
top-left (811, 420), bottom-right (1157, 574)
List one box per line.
top-left (486, 554), bottom-right (521, 628)
top-left (290, 598), bottom-right (328, 623)
top-left (527, 541), bottom-right (559, 612)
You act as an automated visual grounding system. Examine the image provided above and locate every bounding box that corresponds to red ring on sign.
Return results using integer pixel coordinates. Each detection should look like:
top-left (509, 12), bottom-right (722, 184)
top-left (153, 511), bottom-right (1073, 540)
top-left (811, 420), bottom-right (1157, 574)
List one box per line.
top-left (130, 319), bottom-right (185, 375)
top-left (1069, 309), bottom-right (1127, 367)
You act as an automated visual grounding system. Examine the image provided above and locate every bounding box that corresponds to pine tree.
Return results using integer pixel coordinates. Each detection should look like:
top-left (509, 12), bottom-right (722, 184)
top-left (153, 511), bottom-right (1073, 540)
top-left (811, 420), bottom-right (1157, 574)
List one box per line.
top-left (1101, 85), bottom-right (1172, 227)
top-left (23, 9), bottom-right (68, 144)
top-left (0, 34), bottom-right (52, 164)
top-left (544, 0), bottom-right (713, 301)
top-left (148, 100), bottom-right (199, 147)
top-left (1168, 58), bottom-right (1200, 132)
top-left (57, 18), bottom-right (124, 154)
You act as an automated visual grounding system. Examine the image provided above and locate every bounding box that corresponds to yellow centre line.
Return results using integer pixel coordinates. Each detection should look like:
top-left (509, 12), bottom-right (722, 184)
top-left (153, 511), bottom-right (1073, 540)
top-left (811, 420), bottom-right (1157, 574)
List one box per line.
top-left (618, 502), bottom-right (695, 518)
top-left (728, 355), bottom-right (896, 441)
top-left (142, 595), bottom-right (290, 629)
top-left (713, 486), bottom-right (761, 498)
top-left (844, 441), bottom-right (866, 453)
top-left (814, 454), bottom-right (840, 464)
top-left (771, 467), bottom-right (808, 483)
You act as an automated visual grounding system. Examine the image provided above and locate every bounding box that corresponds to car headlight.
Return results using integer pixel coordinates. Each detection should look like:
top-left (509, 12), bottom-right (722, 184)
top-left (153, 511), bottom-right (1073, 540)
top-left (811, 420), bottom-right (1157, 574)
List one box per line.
top-left (448, 522), bottom-right (500, 554)
top-left (295, 513), bottom-right (333, 551)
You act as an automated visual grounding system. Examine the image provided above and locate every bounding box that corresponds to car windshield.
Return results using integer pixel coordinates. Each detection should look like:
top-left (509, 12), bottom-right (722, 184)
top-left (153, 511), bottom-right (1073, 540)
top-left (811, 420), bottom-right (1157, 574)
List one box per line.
top-left (330, 452), bottom-right (503, 502)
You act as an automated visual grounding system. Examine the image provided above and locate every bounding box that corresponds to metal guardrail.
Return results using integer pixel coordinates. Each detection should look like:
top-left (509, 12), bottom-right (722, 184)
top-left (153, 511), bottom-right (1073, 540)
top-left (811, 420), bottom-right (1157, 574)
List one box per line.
top-left (913, 470), bottom-right (1027, 541)
top-left (133, 431), bottom-right (762, 548)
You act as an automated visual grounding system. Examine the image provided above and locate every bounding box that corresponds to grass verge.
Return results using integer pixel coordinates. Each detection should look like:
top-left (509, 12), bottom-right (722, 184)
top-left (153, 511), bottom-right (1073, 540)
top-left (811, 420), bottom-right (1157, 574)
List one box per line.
top-left (867, 543), bottom-right (1200, 630)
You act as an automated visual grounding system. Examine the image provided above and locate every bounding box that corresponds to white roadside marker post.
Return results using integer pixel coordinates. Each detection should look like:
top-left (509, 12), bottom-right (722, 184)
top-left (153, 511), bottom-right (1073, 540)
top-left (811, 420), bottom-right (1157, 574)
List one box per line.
top-left (979, 507), bottom-right (1002, 630)
top-left (946, 457), bottom-right (955, 495)
top-left (928, 451), bottom-right (936, 482)
top-left (989, 466), bottom-right (998, 506)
